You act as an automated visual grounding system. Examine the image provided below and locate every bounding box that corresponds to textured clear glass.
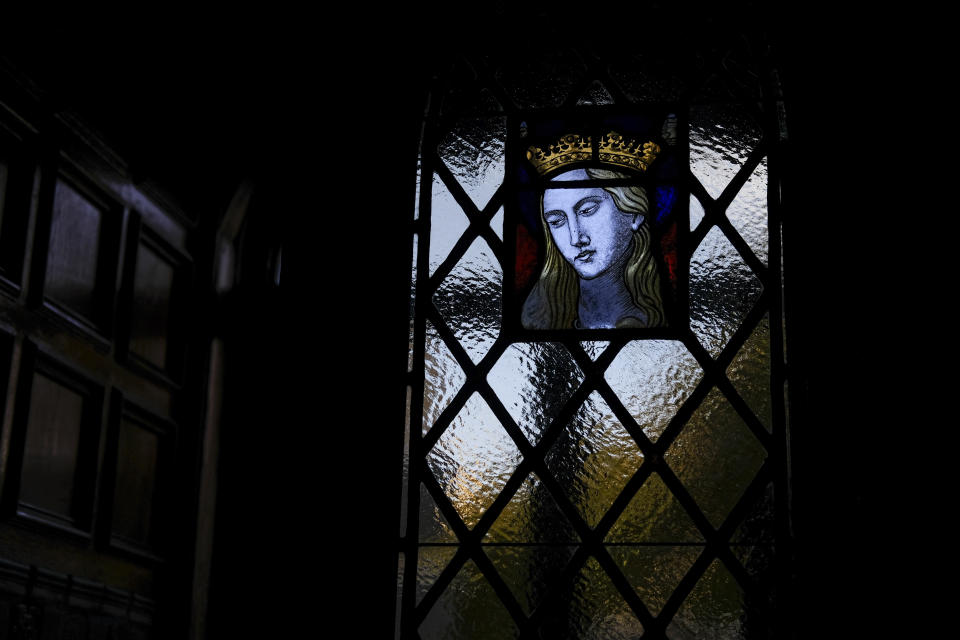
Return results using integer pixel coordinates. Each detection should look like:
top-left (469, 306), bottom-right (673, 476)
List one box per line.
top-left (423, 319), bottom-right (466, 434)
top-left (726, 315), bottom-right (772, 432)
top-left (537, 555), bottom-right (643, 639)
top-left (494, 50), bottom-right (586, 108)
top-left (420, 559), bottom-right (518, 640)
top-left (419, 483), bottom-right (457, 544)
top-left (690, 226), bottom-right (763, 359)
top-left (413, 153), bottom-right (422, 220)
top-left (580, 341), bottom-right (609, 361)
top-left (727, 156), bottom-right (768, 265)
top-left (429, 174), bottom-right (471, 276)
top-left (485, 545), bottom-right (577, 616)
top-left (45, 180), bottom-right (103, 321)
top-left (607, 546), bottom-right (703, 617)
top-left (400, 386), bottom-right (411, 537)
top-left (395, 552), bottom-right (405, 640)
top-left (665, 388), bottom-right (767, 528)
top-left (433, 238), bottom-right (501, 365)
top-left (408, 234), bottom-right (417, 373)
top-left (576, 80), bottom-right (615, 105)
top-left (437, 117), bottom-right (506, 212)
top-left (604, 340), bottom-right (703, 442)
top-left (608, 55), bottom-right (684, 102)
top-left (545, 391), bottom-right (643, 529)
top-left (665, 559), bottom-right (747, 640)
top-left (690, 105), bottom-right (762, 200)
top-left (484, 471), bottom-right (579, 543)
top-left (606, 472), bottom-right (703, 543)
top-left (417, 546), bottom-right (458, 605)
top-left (690, 194), bottom-right (705, 232)
top-left (491, 206), bottom-right (504, 241)
top-left (426, 392), bottom-right (523, 529)
top-left (487, 342), bottom-right (583, 446)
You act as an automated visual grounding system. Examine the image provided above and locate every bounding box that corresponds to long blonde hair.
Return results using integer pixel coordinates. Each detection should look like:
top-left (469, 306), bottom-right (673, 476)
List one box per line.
top-left (521, 168), bottom-right (666, 329)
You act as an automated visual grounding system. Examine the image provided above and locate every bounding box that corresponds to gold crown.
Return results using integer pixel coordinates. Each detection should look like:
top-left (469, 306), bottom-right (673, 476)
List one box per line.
top-left (526, 132), bottom-right (660, 176)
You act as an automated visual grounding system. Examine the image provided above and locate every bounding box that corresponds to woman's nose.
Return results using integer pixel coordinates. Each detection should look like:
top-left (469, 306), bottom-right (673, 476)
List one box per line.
top-left (568, 218), bottom-right (589, 247)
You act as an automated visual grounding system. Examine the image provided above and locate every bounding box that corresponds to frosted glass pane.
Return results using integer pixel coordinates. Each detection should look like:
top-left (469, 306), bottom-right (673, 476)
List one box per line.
top-left (545, 392), bottom-right (643, 528)
top-left (485, 545), bottom-right (577, 616)
top-left (491, 206), bottom-right (504, 241)
top-left (430, 174), bottom-right (471, 275)
top-left (727, 157), bottom-right (768, 265)
top-left (605, 340), bottom-right (703, 443)
top-left (726, 315), bottom-right (772, 432)
top-left (484, 471), bottom-right (579, 543)
top-left (690, 105), bottom-right (761, 200)
top-left (437, 117), bottom-right (506, 212)
top-left (486, 342), bottom-right (583, 446)
top-left (608, 546), bottom-right (702, 617)
top-left (420, 559), bottom-right (518, 640)
top-left (537, 556), bottom-right (643, 639)
top-left (580, 341), bottom-right (609, 361)
top-left (665, 388), bottom-right (766, 528)
top-left (433, 238), bottom-right (501, 364)
top-left (423, 319), bottom-right (466, 435)
top-left (690, 227), bottom-right (763, 358)
top-left (419, 483), bottom-right (457, 544)
top-left (666, 560), bottom-right (747, 640)
top-left (495, 50), bottom-right (585, 108)
top-left (606, 472), bottom-right (703, 543)
top-left (426, 393), bottom-right (522, 529)
top-left (576, 80), bottom-right (615, 105)
top-left (417, 546), bottom-right (458, 605)
top-left (690, 194), bottom-right (705, 232)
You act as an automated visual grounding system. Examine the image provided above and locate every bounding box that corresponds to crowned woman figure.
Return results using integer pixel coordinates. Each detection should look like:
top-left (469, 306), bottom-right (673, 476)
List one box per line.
top-left (521, 132), bottom-right (668, 330)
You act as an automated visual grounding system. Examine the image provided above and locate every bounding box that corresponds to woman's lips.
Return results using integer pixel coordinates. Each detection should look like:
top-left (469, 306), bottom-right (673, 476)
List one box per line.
top-left (575, 250), bottom-right (594, 262)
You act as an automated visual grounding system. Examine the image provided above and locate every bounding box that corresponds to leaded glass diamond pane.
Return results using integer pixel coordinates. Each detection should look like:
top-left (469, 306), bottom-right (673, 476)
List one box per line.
top-left (430, 173), bottom-right (471, 275)
top-left (417, 546), bottom-right (459, 605)
top-left (420, 559), bottom-right (519, 640)
top-left (426, 393), bottom-right (523, 530)
top-left (486, 342), bottom-right (583, 446)
top-left (690, 226), bottom-right (763, 359)
top-left (437, 117), bottom-right (506, 212)
top-left (419, 483), bottom-right (457, 544)
top-left (665, 560), bottom-right (748, 640)
top-left (575, 80), bottom-right (615, 106)
top-left (604, 340), bottom-right (703, 443)
top-left (538, 556), bottom-right (644, 639)
top-left (433, 237), bottom-right (501, 364)
top-left (727, 156), bottom-right (768, 265)
top-left (423, 319), bottom-right (466, 434)
top-left (690, 194), bottom-right (705, 232)
top-left (726, 315), bottom-right (772, 432)
top-left (545, 391), bottom-right (643, 529)
top-left (690, 105), bottom-right (762, 200)
top-left (665, 388), bottom-right (766, 528)
top-left (607, 546), bottom-right (703, 617)
top-left (485, 545), bottom-right (577, 616)
top-left (494, 50), bottom-right (586, 109)
top-left (491, 205), bottom-right (504, 241)
top-left (605, 472), bottom-right (703, 543)
top-left (484, 471), bottom-right (579, 543)
top-left (608, 54), bottom-right (684, 103)
top-left (580, 341), bottom-right (609, 362)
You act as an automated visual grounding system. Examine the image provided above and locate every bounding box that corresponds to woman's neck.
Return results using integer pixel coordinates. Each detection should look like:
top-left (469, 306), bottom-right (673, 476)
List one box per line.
top-left (577, 254), bottom-right (646, 329)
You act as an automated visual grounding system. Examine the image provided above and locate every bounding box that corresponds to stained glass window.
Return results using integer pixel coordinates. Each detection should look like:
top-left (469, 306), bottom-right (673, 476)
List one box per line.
top-left (399, 33), bottom-right (789, 639)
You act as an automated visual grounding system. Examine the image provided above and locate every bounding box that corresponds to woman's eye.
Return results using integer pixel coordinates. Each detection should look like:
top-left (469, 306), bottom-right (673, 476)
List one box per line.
top-left (578, 203), bottom-right (599, 216)
top-left (547, 217), bottom-right (565, 228)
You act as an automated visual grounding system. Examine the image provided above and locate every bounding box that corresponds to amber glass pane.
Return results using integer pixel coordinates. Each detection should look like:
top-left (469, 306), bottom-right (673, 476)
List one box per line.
top-left (727, 315), bottom-right (773, 432)
top-left (416, 546), bottom-right (458, 605)
top-left (418, 483), bottom-right (457, 544)
top-left (111, 419), bottom-right (160, 544)
top-left (484, 471), bottom-right (579, 543)
top-left (20, 373), bottom-right (85, 518)
top-left (420, 559), bottom-right (518, 640)
top-left (426, 393), bottom-right (522, 530)
top-left (665, 559), bottom-right (749, 640)
top-left (545, 392), bottom-right (643, 529)
top-left (607, 545), bottom-right (703, 617)
top-left (606, 472), bottom-right (703, 543)
top-left (485, 545), bottom-right (576, 616)
top-left (538, 555), bottom-right (643, 639)
top-left (129, 243), bottom-right (175, 370)
top-left (45, 180), bottom-right (103, 321)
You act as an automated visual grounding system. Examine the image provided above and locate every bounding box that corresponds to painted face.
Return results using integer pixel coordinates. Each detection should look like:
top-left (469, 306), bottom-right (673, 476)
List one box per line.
top-left (542, 169), bottom-right (641, 280)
